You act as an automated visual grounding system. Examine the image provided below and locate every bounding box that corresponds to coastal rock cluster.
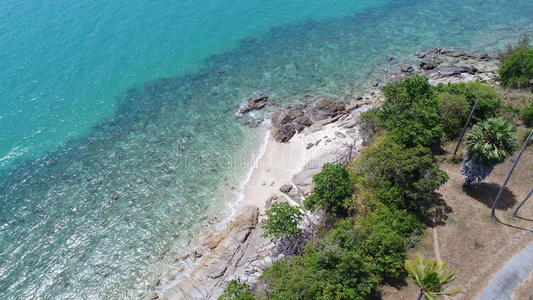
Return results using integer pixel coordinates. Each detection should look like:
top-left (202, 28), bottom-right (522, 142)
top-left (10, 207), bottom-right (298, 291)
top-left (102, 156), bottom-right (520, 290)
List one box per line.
top-left (235, 91), bottom-right (268, 116)
top-left (270, 97), bottom-right (347, 142)
top-left (155, 202), bottom-right (320, 300)
top-left (380, 47), bottom-right (499, 86)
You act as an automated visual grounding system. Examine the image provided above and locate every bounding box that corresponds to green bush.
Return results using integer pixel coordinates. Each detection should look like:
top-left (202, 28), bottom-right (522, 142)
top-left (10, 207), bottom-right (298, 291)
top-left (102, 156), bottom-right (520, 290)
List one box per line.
top-left (521, 103), bottom-right (533, 127)
top-left (219, 280), bottom-right (256, 300)
top-left (350, 136), bottom-right (448, 216)
top-left (500, 49), bottom-right (533, 89)
top-left (383, 75), bottom-right (435, 104)
top-left (262, 255), bottom-right (326, 300)
top-left (437, 92), bottom-right (470, 139)
top-left (434, 81), bottom-right (502, 123)
top-left (262, 216), bottom-right (407, 299)
top-left (333, 219), bottom-right (406, 279)
top-left (304, 163), bottom-right (353, 214)
top-left (498, 34), bottom-right (531, 63)
top-left (381, 76), bottom-right (444, 148)
top-left (358, 203), bottom-right (425, 246)
top-left (262, 202), bottom-right (304, 239)
top-left (517, 128), bottom-right (533, 147)
top-left (263, 247), bottom-right (381, 300)
top-left (359, 108), bottom-right (383, 144)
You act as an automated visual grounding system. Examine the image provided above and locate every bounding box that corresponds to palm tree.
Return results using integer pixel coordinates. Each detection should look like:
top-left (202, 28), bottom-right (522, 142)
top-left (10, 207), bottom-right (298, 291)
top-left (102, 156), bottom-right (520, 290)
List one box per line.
top-left (461, 118), bottom-right (518, 184)
top-left (405, 254), bottom-right (461, 300)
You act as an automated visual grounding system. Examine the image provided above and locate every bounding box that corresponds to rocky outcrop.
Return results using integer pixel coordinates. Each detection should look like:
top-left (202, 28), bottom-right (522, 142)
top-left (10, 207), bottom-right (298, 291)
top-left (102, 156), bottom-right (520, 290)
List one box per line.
top-left (399, 63), bottom-right (414, 73)
top-left (379, 47), bottom-right (499, 87)
top-left (157, 205), bottom-right (262, 300)
top-left (307, 98), bottom-right (346, 121)
top-left (291, 151), bottom-right (347, 197)
top-left (279, 183), bottom-right (293, 193)
top-left (271, 97), bottom-right (348, 142)
top-left (235, 91), bottom-right (268, 116)
top-left (156, 199), bottom-right (321, 300)
top-left (419, 58), bottom-right (440, 70)
top-left (434, 65), bottom-right (477, 77)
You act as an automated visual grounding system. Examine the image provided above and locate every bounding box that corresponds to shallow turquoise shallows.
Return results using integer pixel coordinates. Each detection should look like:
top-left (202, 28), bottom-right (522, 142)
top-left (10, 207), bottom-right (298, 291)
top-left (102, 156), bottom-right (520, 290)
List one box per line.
top-left (0, 0), bottom-right (532, 298)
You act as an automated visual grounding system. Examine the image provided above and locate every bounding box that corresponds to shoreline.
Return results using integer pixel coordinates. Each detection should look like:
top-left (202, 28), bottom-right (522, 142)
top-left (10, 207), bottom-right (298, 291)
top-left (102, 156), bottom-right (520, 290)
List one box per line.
top-left (154, 100), bottom-right (377, 299)
top-left (229, 124), bottom-right (272, 218)
top-left (150, 46), bottom-right (500, 300)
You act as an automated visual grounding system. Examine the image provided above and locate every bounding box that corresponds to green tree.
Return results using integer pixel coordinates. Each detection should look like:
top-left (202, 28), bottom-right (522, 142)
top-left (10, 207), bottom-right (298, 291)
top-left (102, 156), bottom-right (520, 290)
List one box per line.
top-left (358, 203), bottom-right (425, 247)
top-left (262, 202), bottom-right (304, 239)
top-left (461, 118), bottom-right (517, 184)
top-left (436, 92), bottom-right (470, 139)
top-left (218, 280), bottom-right (256, 300)
top-left (262, 217), bottom-right (407, 299)
top-left (350, 136), bottom-right (448, 216)
top-left (521, 102), bottom-right (533, 127)
top-left (262, 248), bottom-right (381, 300)
top-left (359, 108), bottom-right (384, 145)
top-left (500, 49), bottom-right (533, 89)
top-left (405, 254), bottom-right (461, 300)
top-left (381, 76), bottom-right (444, 148)
top-left (304, 163), bottom-right (353, 214)
top-left (465, 118), bottom-right (517, 165)
top-left (498, 33), bottom-right (531, 63)
top-left (434, 81), bottom-right (502, 123)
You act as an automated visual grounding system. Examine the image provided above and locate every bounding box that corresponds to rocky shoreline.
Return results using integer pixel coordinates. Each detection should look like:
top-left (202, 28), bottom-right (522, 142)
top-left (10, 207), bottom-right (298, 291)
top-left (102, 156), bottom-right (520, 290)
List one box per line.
top-left (149, 48), bottom-right (500, 300)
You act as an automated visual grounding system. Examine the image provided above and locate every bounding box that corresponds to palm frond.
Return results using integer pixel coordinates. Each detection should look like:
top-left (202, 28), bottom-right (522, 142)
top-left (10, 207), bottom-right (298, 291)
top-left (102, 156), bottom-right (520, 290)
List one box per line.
top-left (405, 254), bottom-right (461, 299)
top-left (465, 118), bottom-right (517, 166)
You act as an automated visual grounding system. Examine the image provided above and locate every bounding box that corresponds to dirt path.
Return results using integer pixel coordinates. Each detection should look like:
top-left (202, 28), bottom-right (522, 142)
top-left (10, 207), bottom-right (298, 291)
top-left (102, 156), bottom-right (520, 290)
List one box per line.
top-left (433, 227), bottom-right (442, 261)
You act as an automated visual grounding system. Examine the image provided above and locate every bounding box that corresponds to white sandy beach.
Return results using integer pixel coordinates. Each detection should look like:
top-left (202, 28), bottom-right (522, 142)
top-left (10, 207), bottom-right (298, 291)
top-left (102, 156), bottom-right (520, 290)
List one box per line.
top-left (155, 103), bottom-right (372, 300)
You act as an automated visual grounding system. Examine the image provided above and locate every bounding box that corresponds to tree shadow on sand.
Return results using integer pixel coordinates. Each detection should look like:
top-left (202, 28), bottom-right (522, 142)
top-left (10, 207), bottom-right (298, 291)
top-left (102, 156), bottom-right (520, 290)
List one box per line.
top-left (464, 182), bottom-right (516, 210)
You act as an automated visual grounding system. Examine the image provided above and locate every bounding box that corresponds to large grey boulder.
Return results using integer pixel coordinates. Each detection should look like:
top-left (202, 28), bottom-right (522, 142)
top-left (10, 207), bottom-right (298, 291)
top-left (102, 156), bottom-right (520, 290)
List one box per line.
top-left (307, 98), bottom-right (346, 121)
top-left (270, 98), bottom-right (348, 142)
top-left (436, 65), bottom-right (477, 77)
top-left (271, 124), bottom-right (297, 143)
top-left (235, 91), bottom-right (268, 116)
top-left (399, 64), bottom-right (414, 73)
top-left (292, 152), bottom-right (346, 195)
top-left (420, 58), bottom-right (440, 70)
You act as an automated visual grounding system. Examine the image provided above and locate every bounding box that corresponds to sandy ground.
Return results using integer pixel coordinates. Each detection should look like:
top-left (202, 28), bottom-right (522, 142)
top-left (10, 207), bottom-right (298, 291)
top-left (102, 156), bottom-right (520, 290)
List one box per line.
top-left (381, 143), bottom-right (533, 300)
top-left (240, 121), bottom-right (356, 214)
top-left (156, 110), bottom-right (365, 299)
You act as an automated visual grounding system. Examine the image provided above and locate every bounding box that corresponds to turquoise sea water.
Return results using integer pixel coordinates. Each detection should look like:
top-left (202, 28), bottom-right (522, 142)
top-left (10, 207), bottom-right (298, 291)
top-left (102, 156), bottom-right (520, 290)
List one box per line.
top-left (0, 0), bottom-right (532, 298)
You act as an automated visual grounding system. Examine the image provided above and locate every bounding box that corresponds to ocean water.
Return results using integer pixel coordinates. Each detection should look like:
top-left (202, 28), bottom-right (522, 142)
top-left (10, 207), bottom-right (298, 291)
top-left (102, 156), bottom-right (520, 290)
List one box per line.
top-left (0, 0), bottom-right (532, 299)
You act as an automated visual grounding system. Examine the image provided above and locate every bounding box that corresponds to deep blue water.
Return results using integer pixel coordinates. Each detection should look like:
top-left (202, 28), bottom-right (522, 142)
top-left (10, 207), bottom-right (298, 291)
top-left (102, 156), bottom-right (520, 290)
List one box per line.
top-left (0, 0), bottom-right (532, 298)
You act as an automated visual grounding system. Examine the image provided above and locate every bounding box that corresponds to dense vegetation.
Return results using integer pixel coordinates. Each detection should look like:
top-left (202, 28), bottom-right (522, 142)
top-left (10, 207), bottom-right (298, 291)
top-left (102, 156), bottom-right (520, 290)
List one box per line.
top-left (304, 163), bottom-right (353, 214)
top-left (350, 136), bottom-right (447, 217)
top-left (262, 77), bottom-right (451, 299)
top-left (499, 34), bottom-right (533, 89)
top-left (522, 102), bottom-right (533, 127)
top-left (219, 280), bottom-right (256, 300)
top-left (500, 49), bottom-right (533, 89)
top-left (227, 43), bottom-right (532, 298)
top-left (434, 81), bottom-right (502, 124)
top-left (262, 202), bottom-right (304, 239)
top-left (380, 76), bottom-right (443, 148)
